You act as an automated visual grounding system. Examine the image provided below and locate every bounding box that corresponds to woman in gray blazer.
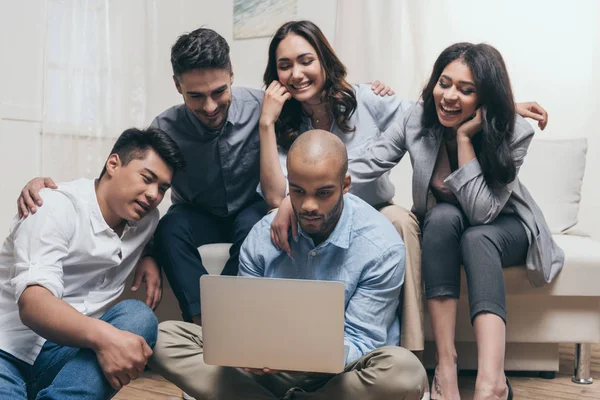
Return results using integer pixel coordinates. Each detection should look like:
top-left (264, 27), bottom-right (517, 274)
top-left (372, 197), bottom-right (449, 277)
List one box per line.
top-left (349, 43), bottom-right (564, 400)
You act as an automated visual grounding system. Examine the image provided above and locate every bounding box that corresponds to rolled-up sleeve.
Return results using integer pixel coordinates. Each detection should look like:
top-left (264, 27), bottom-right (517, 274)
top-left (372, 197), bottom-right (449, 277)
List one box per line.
top-left (357, 84), bottom-right (415, 132)
top-left (10, 190), bottom-right (75, 301)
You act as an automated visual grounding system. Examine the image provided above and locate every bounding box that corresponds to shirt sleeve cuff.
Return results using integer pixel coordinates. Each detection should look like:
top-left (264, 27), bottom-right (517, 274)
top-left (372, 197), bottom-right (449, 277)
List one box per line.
top-left (12, 265), bottom-right (64, 302)
top-left (444, 158), bottom-right (483, 192)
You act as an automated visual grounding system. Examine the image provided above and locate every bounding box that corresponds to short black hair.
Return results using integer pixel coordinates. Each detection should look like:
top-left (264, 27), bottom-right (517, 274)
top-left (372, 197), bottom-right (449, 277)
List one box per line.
top-left (99, 127), bottom-right (185, 179)
top-left (171, 27), bottom-right (231, 78)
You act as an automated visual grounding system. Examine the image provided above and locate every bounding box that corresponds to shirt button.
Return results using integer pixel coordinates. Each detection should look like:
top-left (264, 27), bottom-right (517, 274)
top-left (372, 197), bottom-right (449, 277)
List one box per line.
top-left (311, 251), bottom-right (317, 256)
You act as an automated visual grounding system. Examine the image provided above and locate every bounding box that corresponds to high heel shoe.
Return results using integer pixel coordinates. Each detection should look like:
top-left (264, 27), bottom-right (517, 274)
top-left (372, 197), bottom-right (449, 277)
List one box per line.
top-left (506, 377), bottom-right (513, 400)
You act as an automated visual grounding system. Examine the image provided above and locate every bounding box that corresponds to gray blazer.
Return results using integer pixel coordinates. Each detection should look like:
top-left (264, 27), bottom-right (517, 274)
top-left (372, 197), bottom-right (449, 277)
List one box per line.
top-left (349, 103), bottom-right (564, 287)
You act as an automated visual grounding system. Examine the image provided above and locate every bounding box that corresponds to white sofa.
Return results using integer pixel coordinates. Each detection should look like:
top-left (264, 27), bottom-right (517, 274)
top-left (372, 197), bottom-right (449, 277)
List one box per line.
top-left (419, 137), bottom-right (600, 382)
top-left (122, 137), bottom-right (600, 382)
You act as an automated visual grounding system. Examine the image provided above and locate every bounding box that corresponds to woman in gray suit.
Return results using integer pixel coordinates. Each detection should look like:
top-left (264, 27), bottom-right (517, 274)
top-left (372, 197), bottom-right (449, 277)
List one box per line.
top-left (349, 42), bottom-right (564, 400)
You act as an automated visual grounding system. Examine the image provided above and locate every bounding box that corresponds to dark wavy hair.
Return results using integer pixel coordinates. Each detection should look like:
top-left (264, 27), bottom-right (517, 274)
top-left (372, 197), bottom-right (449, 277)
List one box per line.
top-left (171, 27), bottom-right (231, 78)
top-left (263, 20), bottom-right (357, 150)
top-left (99, 127), bottom-right (185, 179)
top-left (421, 42), bottom-right (516, 186)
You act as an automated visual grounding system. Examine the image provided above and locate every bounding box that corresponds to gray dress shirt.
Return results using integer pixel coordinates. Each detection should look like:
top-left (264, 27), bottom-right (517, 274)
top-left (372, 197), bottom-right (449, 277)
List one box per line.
top-left (151, 88), bottom-right (264, 217)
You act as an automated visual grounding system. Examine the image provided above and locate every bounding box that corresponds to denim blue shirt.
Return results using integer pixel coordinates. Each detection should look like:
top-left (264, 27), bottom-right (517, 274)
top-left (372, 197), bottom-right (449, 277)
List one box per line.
top-left (239, 193), bottom-right (405, 365)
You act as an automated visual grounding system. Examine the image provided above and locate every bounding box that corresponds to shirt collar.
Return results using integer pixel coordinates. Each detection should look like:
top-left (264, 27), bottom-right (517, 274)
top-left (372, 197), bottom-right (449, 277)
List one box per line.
top-left (183, 95), bottom-right (239, 137)
top-left (296, 195), bottom-right (353, 249)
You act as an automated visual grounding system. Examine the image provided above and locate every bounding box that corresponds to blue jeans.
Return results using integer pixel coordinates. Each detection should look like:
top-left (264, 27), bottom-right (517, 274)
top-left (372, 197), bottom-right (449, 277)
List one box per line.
top-left (154, 195), bottom-right (268, 321)
top-left (0, 299), bottom-right (158, 400)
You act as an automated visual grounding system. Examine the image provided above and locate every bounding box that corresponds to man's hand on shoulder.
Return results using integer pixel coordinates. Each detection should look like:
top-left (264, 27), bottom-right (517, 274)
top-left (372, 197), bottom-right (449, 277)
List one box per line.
top-left (131, 256), bottom-right (162, 311)
top-left (92, 322), bottom-right (153, 390)
top-left (18, 177), bottom-right (57, 218)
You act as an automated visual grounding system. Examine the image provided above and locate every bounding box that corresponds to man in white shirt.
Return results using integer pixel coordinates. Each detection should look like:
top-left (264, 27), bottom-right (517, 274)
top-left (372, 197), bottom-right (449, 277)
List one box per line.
top-left (0, 127), bottom-right (185, 399)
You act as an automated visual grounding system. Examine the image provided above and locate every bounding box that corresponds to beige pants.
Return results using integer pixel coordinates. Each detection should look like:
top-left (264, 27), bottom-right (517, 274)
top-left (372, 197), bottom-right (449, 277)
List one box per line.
top-left (149, 321), bottom-right (429, 400)
top-left (378, 204), bottom-right (424, 352)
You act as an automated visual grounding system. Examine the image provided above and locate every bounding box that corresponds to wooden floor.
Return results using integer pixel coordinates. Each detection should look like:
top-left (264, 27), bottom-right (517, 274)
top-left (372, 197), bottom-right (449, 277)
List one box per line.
top-left (114, 343), bottom-right (600, 399)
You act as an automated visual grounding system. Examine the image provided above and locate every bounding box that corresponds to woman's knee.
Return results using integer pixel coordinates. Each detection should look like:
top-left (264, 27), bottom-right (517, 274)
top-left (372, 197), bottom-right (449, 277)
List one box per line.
top-left (423, 203), bottom-right (464, 234)
top-left (459, 226), bottom-right (499, 263)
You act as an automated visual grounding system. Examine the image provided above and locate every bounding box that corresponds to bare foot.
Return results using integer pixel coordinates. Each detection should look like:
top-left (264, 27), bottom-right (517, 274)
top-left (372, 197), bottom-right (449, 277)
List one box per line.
top-left (432, 363), bottom-right (461, 400)
top-left (473, 376), bottom-right (509, 400)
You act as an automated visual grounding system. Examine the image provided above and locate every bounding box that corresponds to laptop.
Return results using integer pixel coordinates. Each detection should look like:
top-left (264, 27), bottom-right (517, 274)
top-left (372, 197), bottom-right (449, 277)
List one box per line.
top-left (200, 275), bottom-right (346, 374)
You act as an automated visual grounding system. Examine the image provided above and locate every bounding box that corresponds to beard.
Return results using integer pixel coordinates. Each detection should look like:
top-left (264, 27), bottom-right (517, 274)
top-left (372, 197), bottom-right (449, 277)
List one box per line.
top-left (295, 192), bottom-right (344, 239)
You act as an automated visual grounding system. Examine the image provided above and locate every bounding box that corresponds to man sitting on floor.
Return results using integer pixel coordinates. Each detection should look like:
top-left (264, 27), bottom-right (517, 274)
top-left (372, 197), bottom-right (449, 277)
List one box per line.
top-left (149, 129), bottom-right (428, 400)
top-left (0, 127), bottom-right (184, 399)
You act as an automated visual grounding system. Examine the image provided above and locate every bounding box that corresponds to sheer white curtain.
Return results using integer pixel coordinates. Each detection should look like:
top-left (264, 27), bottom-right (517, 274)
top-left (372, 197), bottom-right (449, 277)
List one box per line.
top-left (335, 0), bottom-right (600, 238)
top-left (335, 0), bottom-right (426, 100)
top-left (42, 0), bottom-right (151, 180)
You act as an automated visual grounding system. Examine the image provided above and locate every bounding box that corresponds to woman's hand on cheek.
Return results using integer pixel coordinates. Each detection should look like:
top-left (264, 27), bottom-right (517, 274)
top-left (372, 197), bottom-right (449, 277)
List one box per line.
top-left (457, 108), bottom-right (483, 139)
top-left (260, 81), bottom-right (292, 126)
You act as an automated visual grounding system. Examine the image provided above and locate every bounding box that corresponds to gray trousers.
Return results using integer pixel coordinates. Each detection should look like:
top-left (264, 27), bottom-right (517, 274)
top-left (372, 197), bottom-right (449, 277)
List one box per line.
top-left (421, 203), bottom-right (528, 323)
top-left (148, 321), bottom-right (429, 400)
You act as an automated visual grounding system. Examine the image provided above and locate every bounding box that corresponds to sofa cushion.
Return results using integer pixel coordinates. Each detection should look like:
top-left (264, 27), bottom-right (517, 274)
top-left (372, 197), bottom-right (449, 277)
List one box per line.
top-left (458, 235), bottom-right (600, 296)
top-left (518, 138), bottom-right (587, 234)
top-left (198, 243), bottom-right (231, 275)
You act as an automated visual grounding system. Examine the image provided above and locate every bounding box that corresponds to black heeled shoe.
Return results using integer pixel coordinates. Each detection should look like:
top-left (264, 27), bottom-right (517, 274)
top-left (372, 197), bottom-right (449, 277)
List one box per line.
top-left (506, 377), bottom-right (513, 400)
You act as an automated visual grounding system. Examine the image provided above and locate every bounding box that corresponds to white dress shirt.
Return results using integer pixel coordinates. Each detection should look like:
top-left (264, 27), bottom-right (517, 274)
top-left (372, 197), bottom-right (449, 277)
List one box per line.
top-left (0, 178), bottom-right (158, 364)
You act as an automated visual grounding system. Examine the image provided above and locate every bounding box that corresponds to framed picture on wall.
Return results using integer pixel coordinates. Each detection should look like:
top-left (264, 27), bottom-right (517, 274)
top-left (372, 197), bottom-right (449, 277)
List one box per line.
top-left (233, 0), bottom-right (297, 39)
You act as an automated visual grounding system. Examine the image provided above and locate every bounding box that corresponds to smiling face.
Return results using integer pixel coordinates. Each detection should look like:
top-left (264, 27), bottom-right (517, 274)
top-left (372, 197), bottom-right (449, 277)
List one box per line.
top-left (433, 60), bottom-right (479, 130)
top-left (104, 149), bottom-right (173, 223)
top-left (275, 33), bottom-right (326, 104)
top-left (174, 68), bottom-right (233, 130)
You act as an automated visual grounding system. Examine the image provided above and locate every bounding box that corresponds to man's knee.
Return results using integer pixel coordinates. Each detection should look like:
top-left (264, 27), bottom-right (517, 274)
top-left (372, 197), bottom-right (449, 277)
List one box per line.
top-left (234, 203), bottom-right (266, 238)
top-left (110, 300), bottom-right (158, 347)
top-left (382, 206), bottom-right (420, 237)
top-left (375, 346), bottom-right (428, 399)
top-left (150, 321), bottom-right (200, 370)
top-left (155, 211), bottom-right (188, 243)
top-left (155, 320), bottom-right (201, 349)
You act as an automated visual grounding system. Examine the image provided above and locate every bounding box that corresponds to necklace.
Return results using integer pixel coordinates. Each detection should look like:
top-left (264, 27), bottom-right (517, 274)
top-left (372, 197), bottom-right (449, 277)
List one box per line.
top-left (307, 107), bottom-right (331, 126)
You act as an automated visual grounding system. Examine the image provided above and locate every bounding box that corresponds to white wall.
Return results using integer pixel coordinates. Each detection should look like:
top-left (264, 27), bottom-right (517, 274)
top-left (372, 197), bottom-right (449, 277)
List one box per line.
top-left (0, 0), bottom-right (338, 232)
top-left (1, 0), bottom-right (599, 241)
top-left (145, 0), bottom-right (338, 121)
top-left (0, 0), bottom-right (46, 234)
top-left (337, 0), bottom-right (600, 240)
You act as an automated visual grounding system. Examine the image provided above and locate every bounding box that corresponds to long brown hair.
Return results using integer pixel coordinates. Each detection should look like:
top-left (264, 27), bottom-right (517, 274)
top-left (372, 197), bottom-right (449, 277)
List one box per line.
top-left (263, 20), bottom-right (357, 150)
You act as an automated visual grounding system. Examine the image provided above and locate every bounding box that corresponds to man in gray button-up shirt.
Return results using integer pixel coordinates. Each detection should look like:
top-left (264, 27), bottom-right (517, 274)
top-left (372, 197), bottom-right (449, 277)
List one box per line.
top-left (149, 28), bottom-right (268, 323)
